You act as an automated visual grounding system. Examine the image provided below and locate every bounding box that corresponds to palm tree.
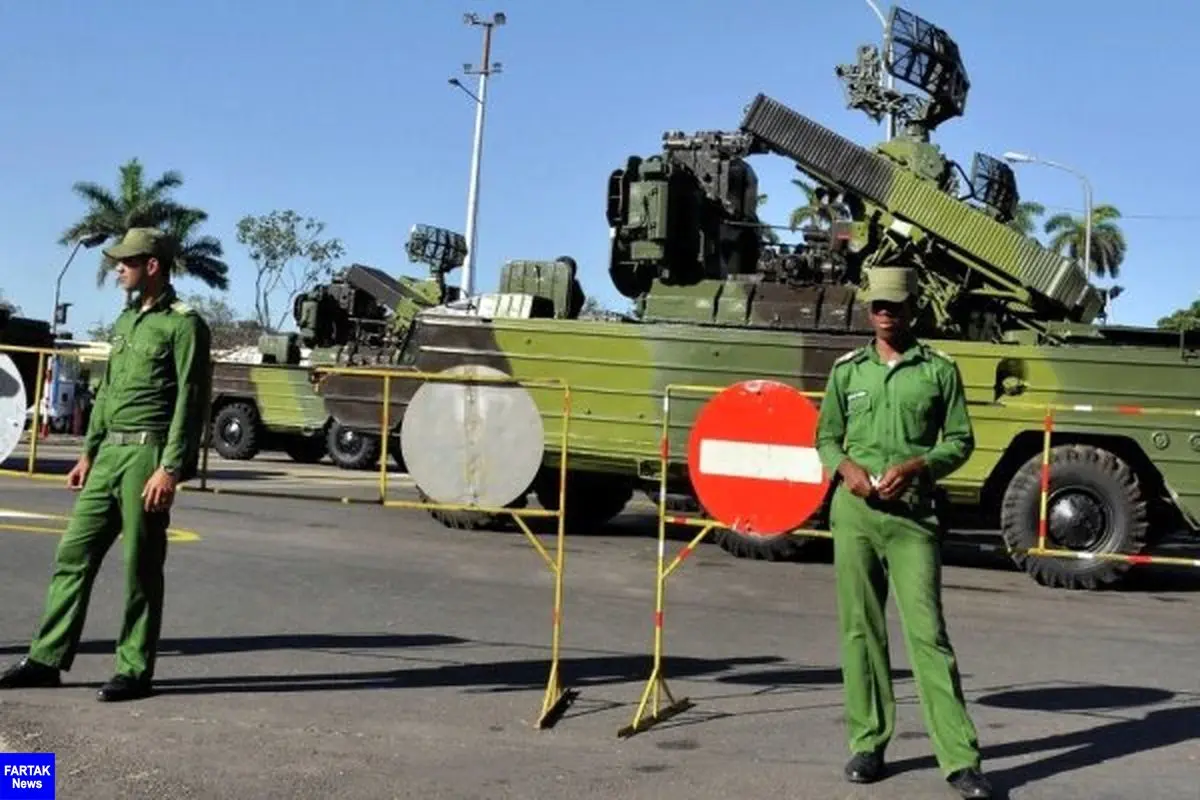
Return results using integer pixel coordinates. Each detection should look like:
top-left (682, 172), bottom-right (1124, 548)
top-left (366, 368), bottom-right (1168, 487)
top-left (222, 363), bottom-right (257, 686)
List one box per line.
top-left (1007, 201), bottom-right (1046, 238)
top-left (1042, 204), bottom-right (1126, 280)
top-left (756, 193), bottom-right (780, 244)
top-left (163, 207), bottom-right (231, 290)
top-left (788, 177), bottom-right (822, 231)
top-left (59, 157), bottom-right (229, 290)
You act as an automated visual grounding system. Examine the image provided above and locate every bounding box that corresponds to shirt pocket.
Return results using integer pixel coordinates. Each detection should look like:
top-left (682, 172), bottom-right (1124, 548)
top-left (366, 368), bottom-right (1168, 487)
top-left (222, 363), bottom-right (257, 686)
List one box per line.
top-left (897, 381), bottom-right (939, 441)
top-left (844, 389), bottom-right (873, 440)
top-left (127, 335), bottom-right (172, 380)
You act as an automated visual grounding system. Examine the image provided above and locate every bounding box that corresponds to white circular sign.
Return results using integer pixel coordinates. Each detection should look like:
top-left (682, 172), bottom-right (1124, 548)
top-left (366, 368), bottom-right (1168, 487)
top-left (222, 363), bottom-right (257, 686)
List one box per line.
top-left (0, 354), bottom-right (28, 465)
top-left (400, 364), bottom-right (545, 509)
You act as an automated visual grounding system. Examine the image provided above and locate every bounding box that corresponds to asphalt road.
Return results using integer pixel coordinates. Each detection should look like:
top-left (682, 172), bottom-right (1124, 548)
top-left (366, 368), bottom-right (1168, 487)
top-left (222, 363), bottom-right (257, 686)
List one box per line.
top-left (2, 439), bottom-right (414, 504)
top-left (0, 461), bottom-right (1198, 798)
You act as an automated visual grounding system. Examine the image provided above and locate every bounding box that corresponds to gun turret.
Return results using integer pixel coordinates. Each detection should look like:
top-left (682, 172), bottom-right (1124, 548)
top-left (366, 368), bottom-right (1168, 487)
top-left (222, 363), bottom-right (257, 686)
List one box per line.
top-left (285, 225), bottom-right (464, 364)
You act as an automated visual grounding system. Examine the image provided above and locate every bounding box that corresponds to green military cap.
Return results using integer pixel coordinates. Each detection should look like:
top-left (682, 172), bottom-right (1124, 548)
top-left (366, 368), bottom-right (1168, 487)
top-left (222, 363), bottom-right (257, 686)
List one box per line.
top-left (861, 266), bottom-right (918, 304)
top-left (102, 227), bottom-right (178, 263)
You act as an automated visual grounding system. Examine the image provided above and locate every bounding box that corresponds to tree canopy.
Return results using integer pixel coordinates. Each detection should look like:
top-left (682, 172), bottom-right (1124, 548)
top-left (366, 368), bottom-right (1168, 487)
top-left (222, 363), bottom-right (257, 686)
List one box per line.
top-left (61, 157), bottom-right (230, 290)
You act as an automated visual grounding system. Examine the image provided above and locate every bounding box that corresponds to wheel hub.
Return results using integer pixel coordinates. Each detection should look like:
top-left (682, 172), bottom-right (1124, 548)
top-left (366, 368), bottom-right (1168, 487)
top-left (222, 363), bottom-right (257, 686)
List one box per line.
top-left (337, 428), bottom-right (361, 454)
top-left (221, 419), bottom-right (242, 444)
top-left (1046, 488), bottom-right (1109, 550)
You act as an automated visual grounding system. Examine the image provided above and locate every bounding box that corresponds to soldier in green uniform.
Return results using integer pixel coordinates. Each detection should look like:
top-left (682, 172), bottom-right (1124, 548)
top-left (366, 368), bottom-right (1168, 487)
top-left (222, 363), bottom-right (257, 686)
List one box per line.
top-left (815, 267), bottom-right (993, 799)
top-left (0, 227), bottom-right (211, 702)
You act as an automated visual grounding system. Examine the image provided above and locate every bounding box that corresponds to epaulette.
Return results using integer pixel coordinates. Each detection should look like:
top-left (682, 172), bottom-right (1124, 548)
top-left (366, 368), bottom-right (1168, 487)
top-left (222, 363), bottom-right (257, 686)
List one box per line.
top-left (833, 347), bottom-right (865, 366)
top-left (170, 300), bottom-right (196, 316)
top-left (926, 346), bottom-right (955, 364)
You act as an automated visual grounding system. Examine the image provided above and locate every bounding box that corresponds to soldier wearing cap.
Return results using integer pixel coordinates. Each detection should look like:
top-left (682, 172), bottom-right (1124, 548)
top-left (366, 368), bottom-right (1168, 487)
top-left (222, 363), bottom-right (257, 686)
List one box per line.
top-left (814, 266), bottom-right (993, 799)
top-left (0, 227), bottom-right (211, 702)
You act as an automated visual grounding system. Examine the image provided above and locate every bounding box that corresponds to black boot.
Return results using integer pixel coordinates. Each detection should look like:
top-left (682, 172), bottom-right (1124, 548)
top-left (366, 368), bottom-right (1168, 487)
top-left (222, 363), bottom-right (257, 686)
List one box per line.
top-left (96, 674), bottom-right (152, 702)
top-left (0, 658), bottom-right (61, 689)
top-left (843, 750), bottom-right (886, 783)
top-left (947, 767), bottom-right (993, 799)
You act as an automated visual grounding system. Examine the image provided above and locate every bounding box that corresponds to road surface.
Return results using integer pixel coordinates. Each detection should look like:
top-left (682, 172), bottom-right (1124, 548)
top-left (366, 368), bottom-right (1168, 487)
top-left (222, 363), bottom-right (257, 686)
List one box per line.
top-left (0, 463), bottom-right (1197, 798)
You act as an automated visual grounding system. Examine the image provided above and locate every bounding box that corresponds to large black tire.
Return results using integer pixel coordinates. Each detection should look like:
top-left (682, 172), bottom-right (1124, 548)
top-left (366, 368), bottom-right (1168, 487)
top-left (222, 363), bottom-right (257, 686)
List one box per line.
top-left (416, 488), bottom-right (510, 531)
top-left (326, 421), bottom-right (381, 470)
top-left (534, 470), bottom-right (634, 532)
top-left (1000, 443), bottom-right (1150, 590)
top-left (282, 432), bottom-right (327, 464)
top-left (211, 402), bottom-right (260, 460)
top-left (712, 527), bottom-right (818, 561)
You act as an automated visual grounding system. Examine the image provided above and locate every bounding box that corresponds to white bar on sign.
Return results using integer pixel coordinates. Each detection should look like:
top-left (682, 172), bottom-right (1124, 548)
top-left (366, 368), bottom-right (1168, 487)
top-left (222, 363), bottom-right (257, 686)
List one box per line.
top-left (698, 439), bottom-right (824, 484)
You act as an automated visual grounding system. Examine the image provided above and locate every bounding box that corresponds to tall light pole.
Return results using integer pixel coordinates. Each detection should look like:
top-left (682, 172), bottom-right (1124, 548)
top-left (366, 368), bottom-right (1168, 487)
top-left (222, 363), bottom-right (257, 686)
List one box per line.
top-left (450, 11), bottom-right (505, 299)
top-left (51, 232), bottom-right (107, 338)
top-left (864, 0), bottom-right (896, 140)
top-left (1003, 151), bottom-right (1093, 279)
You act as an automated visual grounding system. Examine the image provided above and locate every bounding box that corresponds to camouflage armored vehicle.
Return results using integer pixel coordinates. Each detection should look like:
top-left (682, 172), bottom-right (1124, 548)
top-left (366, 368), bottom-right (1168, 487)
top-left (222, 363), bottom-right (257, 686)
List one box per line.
top-left (267, 227), bottom-right (464, 470)
top-left (314, 7), bottom-right (1200, 591)
top-left (206, 338), bottom-right (331, 463)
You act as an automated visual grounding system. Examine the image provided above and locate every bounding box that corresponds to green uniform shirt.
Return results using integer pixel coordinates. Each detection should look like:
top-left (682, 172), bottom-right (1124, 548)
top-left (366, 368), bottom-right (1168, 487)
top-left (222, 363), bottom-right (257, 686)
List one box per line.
top-left (82, 285), bottom-right (212, 477)
top-left (815, 339), bottom-right (974, 501)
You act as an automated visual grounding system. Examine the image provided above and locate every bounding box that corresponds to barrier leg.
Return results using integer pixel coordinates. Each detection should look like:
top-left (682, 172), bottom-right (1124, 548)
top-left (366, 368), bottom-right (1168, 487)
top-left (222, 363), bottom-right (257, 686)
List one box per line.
top-left (618, 390), bottom-right (705, 738)
top-left (28, 352), bottom-right (46, 475)
top-left (1033, 408), bottom-right (1053, 554)
top-left (378, 374), bottom-right (391, 504)
top-left (379, 375), bottom-right (578, 729)
top-left (617, 518), bottom-right (712, 738)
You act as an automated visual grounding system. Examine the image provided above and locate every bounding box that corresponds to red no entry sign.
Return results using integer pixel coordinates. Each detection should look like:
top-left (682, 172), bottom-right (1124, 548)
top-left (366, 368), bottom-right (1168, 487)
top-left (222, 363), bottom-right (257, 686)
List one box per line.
top-left (686, 380), bottom-right (830, 536)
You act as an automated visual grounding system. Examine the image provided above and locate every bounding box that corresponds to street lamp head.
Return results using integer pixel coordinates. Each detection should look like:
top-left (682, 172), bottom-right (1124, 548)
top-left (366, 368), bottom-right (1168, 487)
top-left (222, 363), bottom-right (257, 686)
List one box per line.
top-left (1003, 151), bottom-right (1035, 163)
top-left (463, 12), bottom-right (480, 24)
top-left (493, 12), bottom-right (506, 25)
top-left (80, 233), bottom-right (107, 248)
top-left (448, 77), bottom-right (461, 86)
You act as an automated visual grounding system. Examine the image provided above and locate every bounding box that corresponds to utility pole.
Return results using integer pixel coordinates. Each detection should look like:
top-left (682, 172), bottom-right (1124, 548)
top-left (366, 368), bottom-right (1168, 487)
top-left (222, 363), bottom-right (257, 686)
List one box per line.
top-left (51, 233), bottom-right (107, 338)
top-left (863, 0), bottom-right (896, 140)
top-left (449, 11), bottom-right (505, 299)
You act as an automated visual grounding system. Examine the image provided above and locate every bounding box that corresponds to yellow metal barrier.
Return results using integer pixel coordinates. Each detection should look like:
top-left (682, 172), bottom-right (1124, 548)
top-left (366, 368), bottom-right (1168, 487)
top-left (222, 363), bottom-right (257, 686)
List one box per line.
top-left (0, 343), bottom-right (56, 480)
top-left (619, 382), bottom-right (830, 738)
top-left (309, 365), bottom-right (579, 730)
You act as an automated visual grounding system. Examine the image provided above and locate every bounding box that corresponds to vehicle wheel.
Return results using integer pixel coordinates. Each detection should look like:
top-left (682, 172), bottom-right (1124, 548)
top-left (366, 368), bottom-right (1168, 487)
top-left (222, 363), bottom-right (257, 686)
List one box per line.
top-left (534, 470), bottom-right (634, 532)
top-left (326, 421), bottom-right (380, 470)
top-left (282, 432), bottom-right (326, 464)
top-left (387, 435), bottom-right (406, 471)
top-left (416, 488), bottom-right (507, 531)
top-left (712, 527), bottom-right (818, 561)
top-left (1000, 443), bottom-right (1150, 590)
top-left (212, 402), bottom-right (260, 460)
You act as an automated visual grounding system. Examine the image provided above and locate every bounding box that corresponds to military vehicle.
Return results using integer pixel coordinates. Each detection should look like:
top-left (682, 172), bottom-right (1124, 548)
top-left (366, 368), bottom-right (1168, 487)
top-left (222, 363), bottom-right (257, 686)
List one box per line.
top-left (313, 7), bottom-right (1200, 591)
top-left (264, 226), bottom-right (466, 470)
top-left (206, 345), bottom-right (331, 464)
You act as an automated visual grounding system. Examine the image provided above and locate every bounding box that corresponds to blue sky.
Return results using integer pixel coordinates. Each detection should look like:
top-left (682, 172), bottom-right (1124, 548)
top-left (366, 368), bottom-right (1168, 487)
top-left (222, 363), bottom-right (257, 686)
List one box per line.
top-left (1, 0), bottom-right (1196, 336)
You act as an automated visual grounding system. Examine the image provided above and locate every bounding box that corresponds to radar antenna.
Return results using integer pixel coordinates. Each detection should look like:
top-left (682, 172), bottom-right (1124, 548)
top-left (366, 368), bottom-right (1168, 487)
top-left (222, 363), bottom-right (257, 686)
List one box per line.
top-left (835, 5), bottom-right (970, 140)
top-left (405, 223), bottom-right (468, 297)
top-left (968, 152), bottom-right (1020, 222)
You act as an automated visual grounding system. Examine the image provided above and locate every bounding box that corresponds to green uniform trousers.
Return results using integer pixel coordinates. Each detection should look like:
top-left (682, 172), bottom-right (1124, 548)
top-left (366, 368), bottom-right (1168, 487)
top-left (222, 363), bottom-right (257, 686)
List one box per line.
top-left (26, 439), bottom-right (170, 682)
top-left (830, 483), bottom-right (981, 777)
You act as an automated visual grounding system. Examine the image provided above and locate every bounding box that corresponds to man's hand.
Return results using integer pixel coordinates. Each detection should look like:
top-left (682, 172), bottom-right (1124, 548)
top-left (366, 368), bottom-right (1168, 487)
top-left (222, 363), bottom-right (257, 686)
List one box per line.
top-left (142, 467), bottom-right (178, 513)
top-left (66, 455), bottom-right (91, 491)
top-left (837, 459), bottom-right (876, 499)
top-left (876, 457), bottom-right (925, 500)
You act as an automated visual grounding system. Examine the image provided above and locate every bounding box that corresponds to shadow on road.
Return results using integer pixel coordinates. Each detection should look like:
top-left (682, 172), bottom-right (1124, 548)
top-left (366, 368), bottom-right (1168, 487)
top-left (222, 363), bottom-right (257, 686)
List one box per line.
top-left (0, 632), bottom-right (467, 659)
top-left (884, 684), bottom-right (1197, 795)
top-left (0, 456), bottom-right (284, 482)
top-left (143, 654), bottom-right (792, 697)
